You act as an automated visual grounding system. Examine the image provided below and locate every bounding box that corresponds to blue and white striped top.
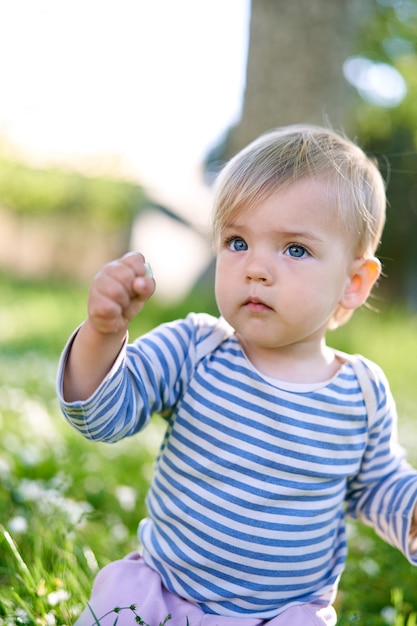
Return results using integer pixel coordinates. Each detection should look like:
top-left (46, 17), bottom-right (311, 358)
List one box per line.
top-left (57, 313), bottom-right (417, 618)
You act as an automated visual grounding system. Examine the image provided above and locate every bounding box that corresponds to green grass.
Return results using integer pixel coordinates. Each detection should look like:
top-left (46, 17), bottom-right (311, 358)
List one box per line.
top-left (1, 274), bottom-right (417, 624)
top-left (0, 348), bottom-right (164, 624)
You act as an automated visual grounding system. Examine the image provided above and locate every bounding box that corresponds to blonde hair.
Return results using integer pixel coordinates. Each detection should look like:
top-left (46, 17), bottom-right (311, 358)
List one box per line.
top-left (211, 124), bottom-right (387, 327)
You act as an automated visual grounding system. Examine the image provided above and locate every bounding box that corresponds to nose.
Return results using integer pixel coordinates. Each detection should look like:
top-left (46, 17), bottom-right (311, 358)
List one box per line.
top-left (245, 251), bottom-right (272, 284)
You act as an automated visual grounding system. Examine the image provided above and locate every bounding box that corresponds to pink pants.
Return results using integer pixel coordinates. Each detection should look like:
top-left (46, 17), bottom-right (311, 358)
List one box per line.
top-left (74, 552), bottom-right (337, 626)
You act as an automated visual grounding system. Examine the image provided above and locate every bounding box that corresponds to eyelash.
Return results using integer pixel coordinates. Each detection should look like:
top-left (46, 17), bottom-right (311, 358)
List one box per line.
top-left (224, 236), bottom-right (247, 251)
top-left (285, 244), bottom-right (310, 258)
top-left (223, 236), bottom-right (311, 258)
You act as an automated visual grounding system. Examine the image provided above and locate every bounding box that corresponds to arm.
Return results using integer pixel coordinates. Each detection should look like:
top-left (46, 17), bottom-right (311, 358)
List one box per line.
top-left (346, 364), bottom-right (417, 563)
top-left (63, 252), bottom-right (155, 402)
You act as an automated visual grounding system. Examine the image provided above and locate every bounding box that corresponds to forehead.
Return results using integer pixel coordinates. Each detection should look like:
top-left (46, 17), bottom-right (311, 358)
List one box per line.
top-left (227, 178), bottom-right (344, 233)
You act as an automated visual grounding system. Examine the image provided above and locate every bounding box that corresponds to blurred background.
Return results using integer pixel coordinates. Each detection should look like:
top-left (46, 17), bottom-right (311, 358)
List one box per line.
top-left (0, 0), bottom-right (416, 304)
top-left (1, 1), bottom-right (417, 624)
top-left (0, 0), bottom-right (250, 300)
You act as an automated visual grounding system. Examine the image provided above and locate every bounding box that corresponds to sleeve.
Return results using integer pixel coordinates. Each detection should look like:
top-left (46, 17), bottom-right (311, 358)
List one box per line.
top-left (345, 358), bottom-right (417, 564)
top-left (56, 313), bottom-right (223, 444)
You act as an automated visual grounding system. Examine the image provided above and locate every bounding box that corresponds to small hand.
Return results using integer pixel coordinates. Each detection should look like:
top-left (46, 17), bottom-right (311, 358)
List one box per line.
top-left (87, 252), bottom-right (155, 335)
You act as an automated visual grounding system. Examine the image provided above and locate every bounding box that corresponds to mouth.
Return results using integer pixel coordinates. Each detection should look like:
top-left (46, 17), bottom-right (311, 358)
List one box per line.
top-left (243, 296), bottom-right (273, 312)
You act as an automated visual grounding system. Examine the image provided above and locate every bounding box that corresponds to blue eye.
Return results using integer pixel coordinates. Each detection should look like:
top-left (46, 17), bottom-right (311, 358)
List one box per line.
top-left (287, 245), bottom-right (308, 258)
top-left (228, 237), bottom-right (248, 251)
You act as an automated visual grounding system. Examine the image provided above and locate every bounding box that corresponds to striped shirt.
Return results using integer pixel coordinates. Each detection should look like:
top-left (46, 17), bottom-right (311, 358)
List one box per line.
top-left (57, 312), bottom-right (417, 618)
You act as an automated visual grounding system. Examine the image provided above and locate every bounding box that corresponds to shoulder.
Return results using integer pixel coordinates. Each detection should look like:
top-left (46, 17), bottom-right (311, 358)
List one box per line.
top-left (186, 312), bottom-right (233, 338)
top-left (185, 313), bottom-right (235, 359)
top-left (136, 313), bottom-right (234, 358)
top-left (336, 350), bottom-right (392, 420)
top-left (338, 351), bottom-right (389, 388)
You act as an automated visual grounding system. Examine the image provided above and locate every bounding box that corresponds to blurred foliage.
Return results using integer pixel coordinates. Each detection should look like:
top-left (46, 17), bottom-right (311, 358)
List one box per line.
top-left (337, 521), bottom-right (417, 624)
top-left (0, 272), bottom-right (219, 357)
top-left (346, 0), bottom-right (417, 303)
top-left (0, 348), bottom-right (163, 624)
top-left (0, 156), bottom-right (146, 229)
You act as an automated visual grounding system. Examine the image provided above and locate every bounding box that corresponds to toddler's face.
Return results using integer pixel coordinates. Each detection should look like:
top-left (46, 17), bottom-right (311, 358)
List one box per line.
top-left (214, 178), bottom-right (355, 360)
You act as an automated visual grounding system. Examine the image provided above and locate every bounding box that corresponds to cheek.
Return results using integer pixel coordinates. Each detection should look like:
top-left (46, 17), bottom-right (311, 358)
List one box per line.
top-left (214, 261), bottom-right (222, 296)
top-left (214, 259), bottom-right (232, 309)
top-left (319, 268), bottom-right (351, 307)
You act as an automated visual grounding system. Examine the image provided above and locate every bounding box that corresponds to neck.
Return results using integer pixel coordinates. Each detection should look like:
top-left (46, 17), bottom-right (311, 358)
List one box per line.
top-left (236, 336), bottom-right (341, 384)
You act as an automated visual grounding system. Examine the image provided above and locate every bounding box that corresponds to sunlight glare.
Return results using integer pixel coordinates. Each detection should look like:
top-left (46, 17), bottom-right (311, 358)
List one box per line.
top-left (343, 56), bottom-right (407, 107)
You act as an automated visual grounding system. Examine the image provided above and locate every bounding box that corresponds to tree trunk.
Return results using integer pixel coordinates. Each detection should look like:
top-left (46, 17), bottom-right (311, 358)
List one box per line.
top-left (226, 0), bottom-right (360, 158)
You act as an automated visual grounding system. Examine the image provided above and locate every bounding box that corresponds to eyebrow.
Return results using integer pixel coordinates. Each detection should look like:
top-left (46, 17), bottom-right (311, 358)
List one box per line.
top-left (276, 230), bottom-right (326, 243)
top-left (223, 224), bottom-right (326, 244)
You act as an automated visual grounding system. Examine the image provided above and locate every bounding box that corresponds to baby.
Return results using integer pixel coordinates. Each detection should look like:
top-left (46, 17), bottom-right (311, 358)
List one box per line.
top-left (58, 124), bottom-right (417, 626)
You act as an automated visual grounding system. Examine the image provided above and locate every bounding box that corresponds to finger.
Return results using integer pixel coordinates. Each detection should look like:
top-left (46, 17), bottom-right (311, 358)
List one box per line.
top-left (119, 252), bottom-right (149, 278)
top-left (87, 253), bottom-right (155, 332)
top-left (118, 252), bottom-right (155, 295)
top-left (92, 268), bottom-right (133, 311)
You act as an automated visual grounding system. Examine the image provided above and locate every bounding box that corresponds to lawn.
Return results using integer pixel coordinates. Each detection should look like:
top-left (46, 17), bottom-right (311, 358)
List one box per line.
top-left (1, 274), bottom-right (417, 625)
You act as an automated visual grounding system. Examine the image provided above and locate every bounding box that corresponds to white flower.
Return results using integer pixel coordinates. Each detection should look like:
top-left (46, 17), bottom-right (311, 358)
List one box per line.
top-left (44, 611), bottom-right (57, 625)
top-left (7, 515), bottom-right (28, 534)
top-left (47, 589), bottom-right (70, 606)
top-left (115, 485), bottom-right (137, 511)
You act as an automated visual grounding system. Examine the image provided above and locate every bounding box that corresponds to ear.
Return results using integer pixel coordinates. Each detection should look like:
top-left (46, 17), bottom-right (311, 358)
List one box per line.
top-left (340, 256), bottom-right (381, 311)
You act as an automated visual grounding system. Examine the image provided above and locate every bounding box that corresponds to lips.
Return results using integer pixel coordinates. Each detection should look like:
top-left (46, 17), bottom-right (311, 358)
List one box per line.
top-left (243, 296), bottom-right (273, 312)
